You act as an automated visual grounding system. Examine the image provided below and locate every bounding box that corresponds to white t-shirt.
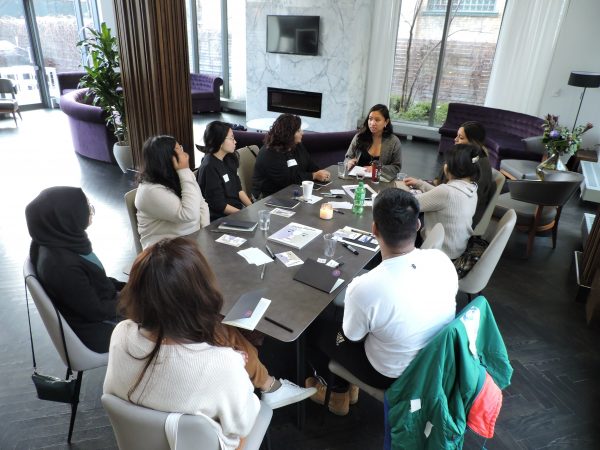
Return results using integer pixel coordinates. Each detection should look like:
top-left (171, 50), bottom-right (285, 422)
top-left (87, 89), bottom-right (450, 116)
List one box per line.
top-left (342, 248), bottom-right (457, 378)
top-left (103, 320), bottom-right (260, 450)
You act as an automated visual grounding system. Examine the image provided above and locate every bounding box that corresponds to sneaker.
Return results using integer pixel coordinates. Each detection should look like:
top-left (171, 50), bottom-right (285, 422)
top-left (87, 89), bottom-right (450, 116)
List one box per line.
top-left (304, 377), bottom-right (350, 416)
top-left (349, 384), bottom-right (359, 405)
top-left (261, 379), bottom-right (317, 409)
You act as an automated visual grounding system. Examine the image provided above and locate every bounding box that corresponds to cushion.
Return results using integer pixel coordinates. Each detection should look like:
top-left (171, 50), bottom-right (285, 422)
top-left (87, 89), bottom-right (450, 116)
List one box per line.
top-left (499, 160), bottom-right (539, 180)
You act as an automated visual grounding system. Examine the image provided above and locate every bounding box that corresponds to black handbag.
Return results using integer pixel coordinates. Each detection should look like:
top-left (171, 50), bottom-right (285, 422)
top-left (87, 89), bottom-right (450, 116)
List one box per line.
top-left (453, 236), bottom-right (489, 279)
top-left (25, 275), bottom-right (77, 404)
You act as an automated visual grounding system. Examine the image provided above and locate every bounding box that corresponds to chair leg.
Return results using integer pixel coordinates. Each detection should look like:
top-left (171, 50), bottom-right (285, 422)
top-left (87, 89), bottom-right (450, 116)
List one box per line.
top-left (12, 112), bottom-right (18, 127)
top-left (67, 371), bottom-right (83, 443)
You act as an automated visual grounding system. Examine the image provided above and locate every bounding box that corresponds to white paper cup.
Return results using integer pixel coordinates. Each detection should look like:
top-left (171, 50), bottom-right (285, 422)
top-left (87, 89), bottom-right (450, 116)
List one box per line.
top-left (302, 180), bottom-right (314, 199)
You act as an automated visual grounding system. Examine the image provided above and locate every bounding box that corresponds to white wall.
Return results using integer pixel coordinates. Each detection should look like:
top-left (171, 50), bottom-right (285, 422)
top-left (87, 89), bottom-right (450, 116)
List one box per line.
top-left (245, 0), bottom-right (372, 132)
top-left (539, 0), bottom-right (600, 147)
top-left (96, 0), bottom-right (117, 34)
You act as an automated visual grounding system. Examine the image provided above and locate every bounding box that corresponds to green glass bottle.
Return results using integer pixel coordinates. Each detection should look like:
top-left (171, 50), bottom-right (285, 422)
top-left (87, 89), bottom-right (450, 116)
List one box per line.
top-left (352, 181), bottom-right (365, 215)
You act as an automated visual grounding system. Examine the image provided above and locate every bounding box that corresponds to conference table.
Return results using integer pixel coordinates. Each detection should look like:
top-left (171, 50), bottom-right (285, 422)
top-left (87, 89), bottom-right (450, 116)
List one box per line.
top-left (192, 168), bottom-right (394, 425)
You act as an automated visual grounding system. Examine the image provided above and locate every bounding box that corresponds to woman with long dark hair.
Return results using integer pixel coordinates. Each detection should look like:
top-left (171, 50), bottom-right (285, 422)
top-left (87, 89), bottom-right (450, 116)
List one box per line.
top-left (404, 144), bottom-right (480, 259)
top-left (103, 238), bottom-right (315, 449)
top-left (25, 187), bottom-right (123, 352)
top-left (344, 104), bottom-right (402, 180)
top-left (197, 121), bottom-right (252, 221)
top-left (252, 113), bottom-right (330, 199)
top-left (135, 135), bottom-right (209, 248)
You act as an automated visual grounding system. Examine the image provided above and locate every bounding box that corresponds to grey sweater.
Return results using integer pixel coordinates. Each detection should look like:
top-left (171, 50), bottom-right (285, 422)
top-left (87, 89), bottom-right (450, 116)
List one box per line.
top-left (414, 179), bottom-right (477, 259)
top-left (344, 133), bottom-right (402, 180)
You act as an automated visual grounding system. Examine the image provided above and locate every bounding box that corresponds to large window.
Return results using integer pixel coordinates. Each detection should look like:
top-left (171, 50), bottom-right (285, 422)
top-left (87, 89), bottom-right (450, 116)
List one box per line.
top-left (390, 0), bottom-right (505, 126)
top-left (187, 0), bottom-right (246, 102)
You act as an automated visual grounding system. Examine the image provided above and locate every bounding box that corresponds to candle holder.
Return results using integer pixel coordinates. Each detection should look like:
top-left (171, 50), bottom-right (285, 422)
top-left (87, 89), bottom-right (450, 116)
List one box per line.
top-left (319, 202), bottom-right (333, 220)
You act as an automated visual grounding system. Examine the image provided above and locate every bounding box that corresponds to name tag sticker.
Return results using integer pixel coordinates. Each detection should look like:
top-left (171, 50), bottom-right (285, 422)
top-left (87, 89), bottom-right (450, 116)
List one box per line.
top-left (287, 159), bottom-right (298, 168)
top-left (222, 174), bottom-right (230, 183)
top-left (410, 398), bottom-right (421, 413)
top-left (424, 421), bottom-right (433, 438)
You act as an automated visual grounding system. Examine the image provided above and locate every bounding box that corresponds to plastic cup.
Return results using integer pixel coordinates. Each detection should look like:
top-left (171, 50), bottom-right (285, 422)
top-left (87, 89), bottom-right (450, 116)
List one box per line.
top-left (396, 172), bottom-right (408, 181)
top-left (337, 162), bottom-right (346, 178)
top-left (258, 210), bottom-right (271, 231)
top-left (323, 233), bottom-right (337, 258)
top-left (302, 180), bottom-right (314, 199)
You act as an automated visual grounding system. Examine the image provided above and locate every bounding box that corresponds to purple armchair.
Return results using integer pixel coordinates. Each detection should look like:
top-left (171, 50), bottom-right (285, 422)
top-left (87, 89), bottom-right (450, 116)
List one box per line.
top-left (232, 129), bottom-right (356, 168)
top-left (438, 103), bottom-right (545, 169)
top-left (190, 73), bottom-right (223, 113)
top-left (60, 88), bottom-right (116, 164)
top-left (57, 71), bottom-right (86, 95)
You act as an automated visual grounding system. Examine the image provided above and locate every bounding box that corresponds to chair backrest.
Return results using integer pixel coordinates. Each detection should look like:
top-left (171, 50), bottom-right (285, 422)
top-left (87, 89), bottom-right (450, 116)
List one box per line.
top-left (421, 223), bottom-right (445, 250)
top-left (473, 168), bottom-right (506, 236)
top-left (0, 78), bottom-right (16, 97)
top-left (124, 189), bottom-right (143, 254)
top-left (101, 394), bottom-right (220, 450)
top-left (23, 258), bottom-right (108, 372)
top-left (237, 145), bottom-right (259, 196)
top-left (507, 172), bottom-right (584, 207)
top-left (459, 209), bottom-right (517, 294)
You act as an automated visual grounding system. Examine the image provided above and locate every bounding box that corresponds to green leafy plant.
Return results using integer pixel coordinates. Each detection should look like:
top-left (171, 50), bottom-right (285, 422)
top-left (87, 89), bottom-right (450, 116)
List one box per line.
top-left (76, 23), bottom-right (127, 144)
top-left (542, 113), bottom-right (592, 157)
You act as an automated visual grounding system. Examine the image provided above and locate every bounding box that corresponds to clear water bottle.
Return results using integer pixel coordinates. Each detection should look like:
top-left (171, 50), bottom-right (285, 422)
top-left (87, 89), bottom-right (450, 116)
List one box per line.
top-left (352, 181), bottom-right (365, 215)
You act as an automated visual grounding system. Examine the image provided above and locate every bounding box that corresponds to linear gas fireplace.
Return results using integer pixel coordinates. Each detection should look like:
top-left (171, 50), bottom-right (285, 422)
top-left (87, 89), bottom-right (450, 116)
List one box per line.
top-left (267, 87), bottom-right (322, 118)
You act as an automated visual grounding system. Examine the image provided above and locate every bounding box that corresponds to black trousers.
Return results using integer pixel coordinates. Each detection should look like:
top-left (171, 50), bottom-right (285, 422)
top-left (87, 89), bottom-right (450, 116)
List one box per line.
top-left (307, 304), bottom-right (396, 392)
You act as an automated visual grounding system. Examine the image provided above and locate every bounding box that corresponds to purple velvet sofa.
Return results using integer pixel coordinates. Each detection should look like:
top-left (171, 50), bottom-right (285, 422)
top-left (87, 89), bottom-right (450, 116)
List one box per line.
top-left (438, 103), bottom-right (545, 169)
top-left (190, 73), bottom-right (223, 113)
top-left (232, 129), bottom-right (357, 168)
top-left (57, 71), bottom-right (86, 95)
top-left (60, 88), bottom-right (116, 164)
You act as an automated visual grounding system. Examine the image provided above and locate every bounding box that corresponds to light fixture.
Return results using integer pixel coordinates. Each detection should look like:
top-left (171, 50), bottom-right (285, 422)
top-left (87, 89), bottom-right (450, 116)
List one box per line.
top-left (567, 71), bottom-right (600, 131)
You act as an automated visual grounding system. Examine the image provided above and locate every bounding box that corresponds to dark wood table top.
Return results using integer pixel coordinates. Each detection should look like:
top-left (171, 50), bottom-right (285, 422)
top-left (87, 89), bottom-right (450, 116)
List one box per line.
top-left (194, 170), bottom-right (394, 342)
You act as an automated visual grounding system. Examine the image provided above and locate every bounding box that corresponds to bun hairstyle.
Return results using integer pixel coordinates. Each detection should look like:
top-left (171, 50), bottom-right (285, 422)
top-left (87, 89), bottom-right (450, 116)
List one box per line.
top-left (203, 121), bottom-right (232, 154)
top-left (445, 143), bottom-right (481, 182)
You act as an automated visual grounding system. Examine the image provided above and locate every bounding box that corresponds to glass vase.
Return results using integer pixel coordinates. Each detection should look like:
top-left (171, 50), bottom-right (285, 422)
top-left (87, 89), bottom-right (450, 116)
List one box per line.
top-left (536, 152), bottom-right (566, 180)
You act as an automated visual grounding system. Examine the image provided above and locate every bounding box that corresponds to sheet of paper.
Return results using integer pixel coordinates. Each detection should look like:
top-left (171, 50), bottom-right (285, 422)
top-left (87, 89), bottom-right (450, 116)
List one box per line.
top-left (317, 258), bottom-right (327, 264)
top-left (348, 166), bottom-right (368, 177)
top-left (329, 201), bottom-right (353, 209)
top-left (299, 194), bottom-right (323, 204)
top-left (270, 207), bottom-right (296, 218)
top-left (222, 298), bottom-right (271, 331)
top-left (275, 251), bottom-right (304, 267)
top-left (330, 189), bottom-right (345, 195)
top-left (216, 234), bottom-right (246, 247)
top-left (237, 248), bottom-right (274, 265)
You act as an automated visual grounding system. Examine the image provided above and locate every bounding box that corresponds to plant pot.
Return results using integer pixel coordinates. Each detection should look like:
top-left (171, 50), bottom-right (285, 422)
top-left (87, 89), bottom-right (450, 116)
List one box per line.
top-left (113, 142), bottom-right (132, 173)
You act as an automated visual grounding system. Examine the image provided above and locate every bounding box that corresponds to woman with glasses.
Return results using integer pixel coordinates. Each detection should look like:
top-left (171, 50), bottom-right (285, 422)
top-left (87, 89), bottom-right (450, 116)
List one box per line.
top-left (135, 135), bottom-right (210, 249)
top-left (197, 121), bottom-right (252, 222)
top-left (25, 187), bottom-right (124, 352)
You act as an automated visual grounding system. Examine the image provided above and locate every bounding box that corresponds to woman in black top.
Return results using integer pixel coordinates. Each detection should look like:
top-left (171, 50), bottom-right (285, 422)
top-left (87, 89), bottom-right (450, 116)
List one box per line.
top-left (252, 114), bottom-right (330, 199)
top-left (197, 121), bottom-right (252, 221)
top-left (25, 187), bottom-right (124, 352)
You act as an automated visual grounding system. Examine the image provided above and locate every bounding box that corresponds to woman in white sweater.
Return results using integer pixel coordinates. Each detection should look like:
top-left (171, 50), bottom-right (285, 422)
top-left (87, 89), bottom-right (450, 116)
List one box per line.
top-left (104, 237), bottom-right (315, 450)
top-left (135, 136), bottom-right (210, 249)
top-left (404, 144), bottom-right (480, 259)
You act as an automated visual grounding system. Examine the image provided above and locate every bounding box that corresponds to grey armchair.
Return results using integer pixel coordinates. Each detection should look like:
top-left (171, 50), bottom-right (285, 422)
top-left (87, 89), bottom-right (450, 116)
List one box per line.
top-left (237, 145), bottom-right (259, 197)
top-left (0, 78), bottom-right (22, 127)
top-left (499, 136), bottom-right (545, 180)
top-left (24, 258), bottom-right (108, 443)
top-left (472, 168), bottom-right (506, 236)
top-left (420, 222), bottom-right (445, 250)
top-left (102, 393), bottom-right (273, 450)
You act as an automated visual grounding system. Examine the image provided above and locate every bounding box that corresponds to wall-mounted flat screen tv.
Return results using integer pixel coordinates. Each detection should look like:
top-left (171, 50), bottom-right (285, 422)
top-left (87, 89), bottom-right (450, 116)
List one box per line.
top-left (266, 15), bottom-right (319, 56)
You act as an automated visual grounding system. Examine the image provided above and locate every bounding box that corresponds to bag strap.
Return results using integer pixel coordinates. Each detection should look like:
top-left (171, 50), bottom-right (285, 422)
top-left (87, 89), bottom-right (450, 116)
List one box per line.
top-left (24, 274), bottom-right (74, 378)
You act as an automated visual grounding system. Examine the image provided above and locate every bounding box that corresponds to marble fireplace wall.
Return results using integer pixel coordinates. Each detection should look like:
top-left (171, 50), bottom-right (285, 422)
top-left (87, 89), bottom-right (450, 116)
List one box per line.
top-left (246, 0), bottom-right (372, 132)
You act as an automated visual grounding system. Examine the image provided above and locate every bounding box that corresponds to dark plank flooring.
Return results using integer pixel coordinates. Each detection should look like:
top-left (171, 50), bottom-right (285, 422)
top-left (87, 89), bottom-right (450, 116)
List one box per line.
top-left (1, 110), bottom-right (599, 449)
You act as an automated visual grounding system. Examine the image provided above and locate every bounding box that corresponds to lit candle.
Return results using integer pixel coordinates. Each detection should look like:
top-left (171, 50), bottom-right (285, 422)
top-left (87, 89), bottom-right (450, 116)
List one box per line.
top-left (320, 203), bottom-right (333, 220)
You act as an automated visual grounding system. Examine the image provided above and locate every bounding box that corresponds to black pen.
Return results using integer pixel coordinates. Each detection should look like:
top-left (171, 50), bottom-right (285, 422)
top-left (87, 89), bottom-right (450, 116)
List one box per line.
top-left (333, 209), bottom-right (345, 215)
top-left (341, 242), bottom-right (359, 255)
top-left (265, 316), bottom-right (293, 333)
top-left (265, 244), bottom-right (276, 260)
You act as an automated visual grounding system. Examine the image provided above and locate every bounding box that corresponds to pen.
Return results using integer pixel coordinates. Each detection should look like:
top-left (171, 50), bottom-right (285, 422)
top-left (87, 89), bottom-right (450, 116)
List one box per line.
top-left (264, 316), bottom-right (293, 333)
top-left (210, 229), bottom-right (240, 234)
top-left (265, 244), bottom-right (276, 260)
top-left (333, 209), bottom-right (345, 215)
top-left (341, 242), bottom-right (359, 255)
top-left (260, 264), bottom-right (266, 280)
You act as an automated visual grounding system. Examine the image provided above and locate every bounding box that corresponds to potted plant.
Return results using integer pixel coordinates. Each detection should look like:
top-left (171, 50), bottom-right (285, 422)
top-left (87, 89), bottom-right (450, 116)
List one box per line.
top-left (77, 23), bottom-right (131, 172)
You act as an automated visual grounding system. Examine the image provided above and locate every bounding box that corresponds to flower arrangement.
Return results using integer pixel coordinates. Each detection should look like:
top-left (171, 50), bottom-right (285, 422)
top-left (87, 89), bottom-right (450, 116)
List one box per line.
top-left (542, 114), bottom-right (593, 157)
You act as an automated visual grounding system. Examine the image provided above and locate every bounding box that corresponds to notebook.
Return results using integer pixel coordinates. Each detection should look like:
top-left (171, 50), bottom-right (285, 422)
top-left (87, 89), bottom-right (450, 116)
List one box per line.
top-left (333, 226), bottom-right (380, 252)
top-left (268, 222), bottom-right (322, 250)
top-left (264, 197), bottom-right (300, 209)
top-left (217, 219), bottom-right (258, 232)
top-left (222, 289), bottom-right (271, 331)
top-left (293, 258), bottom-right (345, 294)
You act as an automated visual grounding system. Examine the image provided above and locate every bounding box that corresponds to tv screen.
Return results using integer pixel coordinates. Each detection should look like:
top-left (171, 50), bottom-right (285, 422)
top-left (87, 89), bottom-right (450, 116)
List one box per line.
top-left (266, 15), bottom-right (319, 56)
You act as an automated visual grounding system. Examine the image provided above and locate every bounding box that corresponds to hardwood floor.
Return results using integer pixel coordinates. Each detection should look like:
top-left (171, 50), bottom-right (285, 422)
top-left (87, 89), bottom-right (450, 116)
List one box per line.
top-left (1, 109), bottom-right (599, 449)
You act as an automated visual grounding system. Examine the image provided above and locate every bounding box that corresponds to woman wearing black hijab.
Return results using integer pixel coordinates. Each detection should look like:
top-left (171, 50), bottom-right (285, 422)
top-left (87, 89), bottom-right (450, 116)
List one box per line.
top-left (25, 187), bottom-right (123, 353)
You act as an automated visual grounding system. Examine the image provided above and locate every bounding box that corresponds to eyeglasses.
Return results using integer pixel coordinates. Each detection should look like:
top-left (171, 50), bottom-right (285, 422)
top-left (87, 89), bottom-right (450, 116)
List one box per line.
top-left (225, 136), bottom-right (236, 141)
